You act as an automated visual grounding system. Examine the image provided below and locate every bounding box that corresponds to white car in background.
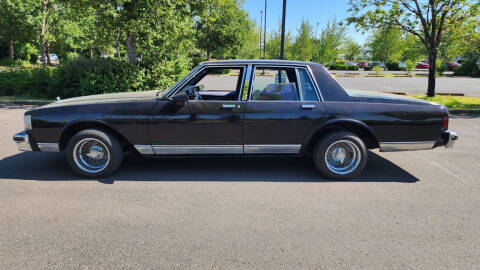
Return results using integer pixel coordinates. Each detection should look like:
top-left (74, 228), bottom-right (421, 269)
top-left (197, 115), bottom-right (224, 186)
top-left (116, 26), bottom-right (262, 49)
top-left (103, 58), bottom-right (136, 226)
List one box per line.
top-left (37, 54), bottom-right (59, 64)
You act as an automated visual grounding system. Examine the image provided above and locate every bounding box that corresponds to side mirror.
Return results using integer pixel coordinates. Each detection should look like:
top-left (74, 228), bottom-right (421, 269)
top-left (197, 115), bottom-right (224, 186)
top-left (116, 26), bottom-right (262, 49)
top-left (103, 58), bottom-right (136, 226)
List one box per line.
top-left (171, 92), bottom-right (189, 105)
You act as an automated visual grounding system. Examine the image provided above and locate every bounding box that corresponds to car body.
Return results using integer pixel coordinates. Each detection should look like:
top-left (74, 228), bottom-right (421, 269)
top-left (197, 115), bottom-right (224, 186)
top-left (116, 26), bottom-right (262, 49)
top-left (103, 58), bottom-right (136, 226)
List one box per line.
top-left (416, 62), bottom-right (430, 69)
top-left (445, 62), bottom-right (461, 71)
top-left (357, 62), bottom-right (369, 69)
top-left (37, 54), bottom-right (59, 64)
top-left (13, 60), bottom-right (458, 179)
top-left (345, 62), bottom-right (357, 66)
top-left (369, 61), bottom-right (384, 68)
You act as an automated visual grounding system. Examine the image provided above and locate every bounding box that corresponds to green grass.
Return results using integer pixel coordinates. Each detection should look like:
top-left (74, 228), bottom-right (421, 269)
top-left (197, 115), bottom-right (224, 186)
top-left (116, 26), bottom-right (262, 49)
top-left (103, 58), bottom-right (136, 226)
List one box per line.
top-left (413, 95), bottom-right (480, 110)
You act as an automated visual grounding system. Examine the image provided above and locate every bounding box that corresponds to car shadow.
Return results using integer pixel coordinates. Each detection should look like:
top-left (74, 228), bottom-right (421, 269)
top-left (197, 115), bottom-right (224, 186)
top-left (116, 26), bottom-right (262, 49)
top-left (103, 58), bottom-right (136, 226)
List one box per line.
top-left (0, 151), bottom-right (419, 183)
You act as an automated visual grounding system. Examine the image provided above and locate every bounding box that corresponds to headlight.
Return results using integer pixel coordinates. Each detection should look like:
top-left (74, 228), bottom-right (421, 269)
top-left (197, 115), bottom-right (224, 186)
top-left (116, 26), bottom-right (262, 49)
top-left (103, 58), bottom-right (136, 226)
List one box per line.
top-left (24, 115), bottom-right (32, 130)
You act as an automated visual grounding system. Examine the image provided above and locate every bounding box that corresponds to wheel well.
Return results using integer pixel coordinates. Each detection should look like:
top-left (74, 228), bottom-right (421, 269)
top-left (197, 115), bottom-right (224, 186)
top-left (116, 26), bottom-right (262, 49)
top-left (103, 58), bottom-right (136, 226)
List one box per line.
top-left (305, 122), bottom-right (379, 154)
top-left (59, 121), bottom-right (134, 152)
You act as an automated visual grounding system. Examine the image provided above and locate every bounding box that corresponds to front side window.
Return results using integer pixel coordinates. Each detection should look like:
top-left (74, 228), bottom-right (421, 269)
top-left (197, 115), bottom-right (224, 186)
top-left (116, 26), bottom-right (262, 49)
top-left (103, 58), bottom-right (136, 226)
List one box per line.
top-left (180, 67), bottom-right (243, 101)
top-left (250, 68), bottom-right (299, 101)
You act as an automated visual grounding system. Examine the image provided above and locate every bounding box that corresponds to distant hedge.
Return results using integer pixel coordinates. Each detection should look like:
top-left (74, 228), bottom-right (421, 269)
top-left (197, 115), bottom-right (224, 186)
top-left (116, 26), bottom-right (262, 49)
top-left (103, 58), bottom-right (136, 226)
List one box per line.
top-left (453, 58), bottom-right (480, 77)
top-left (0, 57), bottom-right (191, 99)
top-left (329, 63), bottom-right (359, 71)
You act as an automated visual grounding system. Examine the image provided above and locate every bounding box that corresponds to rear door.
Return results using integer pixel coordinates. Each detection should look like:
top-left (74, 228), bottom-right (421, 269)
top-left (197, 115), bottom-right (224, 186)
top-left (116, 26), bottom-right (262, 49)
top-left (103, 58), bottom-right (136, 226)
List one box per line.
top-left (243, 65), bottom-right (326, 154)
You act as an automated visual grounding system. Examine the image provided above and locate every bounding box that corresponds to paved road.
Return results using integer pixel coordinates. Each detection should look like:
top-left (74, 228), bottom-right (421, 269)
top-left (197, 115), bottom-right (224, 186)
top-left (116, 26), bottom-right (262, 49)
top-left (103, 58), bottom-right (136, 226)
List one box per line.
top-left (336, 76), bottom-right (480, 96)
top-left (1, 104), bottom-right (479, 269)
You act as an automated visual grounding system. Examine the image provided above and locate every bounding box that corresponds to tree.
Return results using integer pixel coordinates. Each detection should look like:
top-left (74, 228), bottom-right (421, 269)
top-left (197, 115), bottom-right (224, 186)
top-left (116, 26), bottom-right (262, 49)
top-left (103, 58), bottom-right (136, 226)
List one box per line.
top-left (402, 33), bottom-right (427, 62)
top-left (0, 0), bottom-right (37, 61)
top-left (312, 18), bottom-right (347, 64)
top-left (266, 21), bottom-right (293, 59)
top-left (292, 19), bottom-right (315, 61)
top-left (195, 0), bottom-right (252, 60)
top-left (367, 26), bottom-right (405, 66)
top-left (343, 39), bottom-right (362, 61)
top-left (347, 0), bottom-right (480, 96)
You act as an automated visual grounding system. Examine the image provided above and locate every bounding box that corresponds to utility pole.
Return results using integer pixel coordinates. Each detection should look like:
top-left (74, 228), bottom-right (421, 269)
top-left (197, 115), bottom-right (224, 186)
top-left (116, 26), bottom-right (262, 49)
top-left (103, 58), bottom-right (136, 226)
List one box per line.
top-left (259, 11), bottom-right (263, 59)
top-left (263, 0), bottom-right (267, 59)
top-left (280, 0), bottom-right (286, 60)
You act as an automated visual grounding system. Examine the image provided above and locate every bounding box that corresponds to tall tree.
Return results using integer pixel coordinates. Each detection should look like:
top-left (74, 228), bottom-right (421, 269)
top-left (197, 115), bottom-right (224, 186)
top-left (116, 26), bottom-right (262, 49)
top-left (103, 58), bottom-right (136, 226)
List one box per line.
top-left (367, 26), bottom-right (405, 66)
top-left (266, 21), bottom-right (293, 59)
top-left (292, 19), bottom-right (315, 61)
top-left (312, 18), bottom-right (347, 64)
top-left (195, 0), bottom-right (252, 60)
top-left (343, 39), bottom-right (362, 61)
top-left (0, 0), bottom-right (37, 61)
top-left (347, 0), bottom-right (480, 96)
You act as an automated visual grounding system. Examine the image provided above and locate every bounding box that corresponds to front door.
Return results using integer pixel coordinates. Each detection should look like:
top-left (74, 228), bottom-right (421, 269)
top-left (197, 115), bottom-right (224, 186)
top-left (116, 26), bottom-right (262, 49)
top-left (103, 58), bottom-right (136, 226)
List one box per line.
top-left (243, 66), bottom-right (326, 154)
top-left (148, 66), bottom-right (245, 154)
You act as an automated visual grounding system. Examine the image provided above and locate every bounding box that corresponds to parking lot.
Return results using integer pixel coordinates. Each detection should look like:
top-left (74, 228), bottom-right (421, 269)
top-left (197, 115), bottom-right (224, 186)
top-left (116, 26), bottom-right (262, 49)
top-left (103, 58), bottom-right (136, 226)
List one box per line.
top-left (1, 104), bottom-right (479, 269)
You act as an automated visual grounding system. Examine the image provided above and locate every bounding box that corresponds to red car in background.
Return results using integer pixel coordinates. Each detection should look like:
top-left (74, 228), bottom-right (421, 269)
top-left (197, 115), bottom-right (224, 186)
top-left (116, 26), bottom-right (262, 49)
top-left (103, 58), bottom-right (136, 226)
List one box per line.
top-left (357, 61), bottom-right (369, 69)
top-left (416, 62), bottom-right (430, 69)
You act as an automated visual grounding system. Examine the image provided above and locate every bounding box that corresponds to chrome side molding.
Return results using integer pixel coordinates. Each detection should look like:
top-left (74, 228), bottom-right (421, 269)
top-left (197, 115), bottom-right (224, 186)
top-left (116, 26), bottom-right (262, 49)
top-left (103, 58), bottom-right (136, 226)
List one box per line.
top-left (379, 141), bottom-right (436, 152)
top-left (244, 144), bottom-right (301, 154)
top-left (134, 145), bottom-right (155, 155)
top-left (153, 145), bottom-right (243, 155)
top-left (133, 144), bottom-right (302, 155)
top-left (37, 143), bottom-right (60, 152)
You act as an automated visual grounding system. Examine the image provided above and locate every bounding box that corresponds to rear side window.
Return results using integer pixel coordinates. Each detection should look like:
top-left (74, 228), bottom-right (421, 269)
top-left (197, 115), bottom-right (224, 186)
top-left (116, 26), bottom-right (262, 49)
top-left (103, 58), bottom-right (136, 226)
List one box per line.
top-left (250, 68), bottom-right (299, 101)
top-left (297, 68), bottom-right (318, 101)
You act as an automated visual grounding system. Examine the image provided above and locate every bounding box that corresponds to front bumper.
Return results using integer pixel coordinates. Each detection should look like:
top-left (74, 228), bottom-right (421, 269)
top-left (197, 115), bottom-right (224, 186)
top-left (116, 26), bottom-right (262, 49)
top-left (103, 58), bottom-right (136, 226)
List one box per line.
top-left (442, 130), bottom-right (458, 148)
top-left (13, 131), bottom-right (32, 151)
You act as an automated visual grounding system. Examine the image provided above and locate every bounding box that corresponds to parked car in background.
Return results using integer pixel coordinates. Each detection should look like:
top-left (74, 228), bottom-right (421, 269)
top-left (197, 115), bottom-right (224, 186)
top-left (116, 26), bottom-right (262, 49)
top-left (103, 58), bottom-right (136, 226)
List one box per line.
top-left (416, 61), bottom-right (430, 69)
top-left (369, 61), bottom-right (384, 68)
top-left (357, 61), bottom-right (369, 69)
top-left (13, 60), bottom-right (458, 180)
top-left (345, 62), bottom-right (357, 67)
top-left (444, 62), bottom-right (461, 71)
top-left (37, 54), bottom-right (59, 64)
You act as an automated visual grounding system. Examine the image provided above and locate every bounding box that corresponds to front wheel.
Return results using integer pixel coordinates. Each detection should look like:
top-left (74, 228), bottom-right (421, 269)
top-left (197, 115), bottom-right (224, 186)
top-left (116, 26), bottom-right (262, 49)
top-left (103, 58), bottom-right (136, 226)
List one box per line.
top-left (66, 129), bottom-right (123, 178)
top-left (313, 131), bottom-right (367, 180)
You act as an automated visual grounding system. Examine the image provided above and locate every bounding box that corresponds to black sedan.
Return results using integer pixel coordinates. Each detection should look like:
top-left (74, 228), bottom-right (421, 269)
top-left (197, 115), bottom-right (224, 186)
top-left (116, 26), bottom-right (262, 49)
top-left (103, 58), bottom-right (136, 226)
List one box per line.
top-left (13, 60), bottom-right (458, 179)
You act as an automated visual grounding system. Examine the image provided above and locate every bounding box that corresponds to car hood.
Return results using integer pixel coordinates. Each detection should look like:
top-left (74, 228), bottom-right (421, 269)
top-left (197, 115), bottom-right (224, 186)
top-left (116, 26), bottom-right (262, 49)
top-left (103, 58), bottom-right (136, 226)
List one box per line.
top-left (345, 89), bottom-right (440, 106)
top-left (39, 90), bottom-right (160, 109)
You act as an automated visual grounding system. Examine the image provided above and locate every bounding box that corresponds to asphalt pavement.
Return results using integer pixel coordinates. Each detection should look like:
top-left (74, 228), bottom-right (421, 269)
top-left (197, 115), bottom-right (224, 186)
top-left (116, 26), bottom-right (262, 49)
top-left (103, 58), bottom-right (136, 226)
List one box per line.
top-left (1, 104), bottom-right (479, 269)
top-left (336, 76), bottom-right (480, 96)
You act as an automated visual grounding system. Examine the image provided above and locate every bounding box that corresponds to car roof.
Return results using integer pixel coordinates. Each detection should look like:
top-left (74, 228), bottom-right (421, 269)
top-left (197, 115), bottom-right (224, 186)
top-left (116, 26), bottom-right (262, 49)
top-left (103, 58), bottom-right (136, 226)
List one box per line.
top-left (200, 59), bottom-right (322, 67)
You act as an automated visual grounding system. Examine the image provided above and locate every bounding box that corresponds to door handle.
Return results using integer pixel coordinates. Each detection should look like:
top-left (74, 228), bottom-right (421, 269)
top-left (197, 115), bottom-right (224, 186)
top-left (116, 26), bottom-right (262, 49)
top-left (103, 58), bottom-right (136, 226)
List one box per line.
top-left (301, 104), bottom-right (315, 110)
top-left (222, 104), bottom-right (236, 109)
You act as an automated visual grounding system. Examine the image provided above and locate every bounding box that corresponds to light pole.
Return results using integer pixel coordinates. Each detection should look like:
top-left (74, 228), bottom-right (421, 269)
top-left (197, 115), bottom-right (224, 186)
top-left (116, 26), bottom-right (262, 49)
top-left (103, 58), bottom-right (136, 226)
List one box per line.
top-left (263, 0), bottom-right (267, 59)
top-left (280, 0), bottom-right (286, 59)
top-left (259, 10), bottom-right (263, 59)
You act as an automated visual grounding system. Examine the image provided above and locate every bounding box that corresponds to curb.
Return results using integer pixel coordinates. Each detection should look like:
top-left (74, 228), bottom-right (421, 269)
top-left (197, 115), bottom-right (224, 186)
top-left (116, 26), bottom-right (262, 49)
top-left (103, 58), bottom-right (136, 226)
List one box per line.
top-left (0, 100), bottom-right (53, 105)
top-left (449, 110), bottom-right (480, 115)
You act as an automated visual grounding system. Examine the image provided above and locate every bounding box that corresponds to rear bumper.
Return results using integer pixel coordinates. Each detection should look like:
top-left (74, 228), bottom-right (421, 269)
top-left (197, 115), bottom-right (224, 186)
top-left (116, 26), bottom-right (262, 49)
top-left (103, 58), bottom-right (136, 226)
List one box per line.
top-left (439, 130), bottom-right (458, 148)
top-left (13, 131), bottom-right (32, 151)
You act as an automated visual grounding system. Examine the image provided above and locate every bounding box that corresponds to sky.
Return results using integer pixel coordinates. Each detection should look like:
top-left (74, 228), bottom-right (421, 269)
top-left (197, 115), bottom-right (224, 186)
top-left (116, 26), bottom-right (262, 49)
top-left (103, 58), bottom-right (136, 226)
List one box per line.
top-left (242, 0), bottom-right (368, 43)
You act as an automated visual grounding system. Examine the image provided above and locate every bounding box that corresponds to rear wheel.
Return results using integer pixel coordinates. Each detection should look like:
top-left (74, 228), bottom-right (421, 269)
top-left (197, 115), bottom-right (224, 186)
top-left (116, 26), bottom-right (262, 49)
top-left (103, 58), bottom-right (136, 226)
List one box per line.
top-left (313, 131), bottom-right (367, 180)
top-left (66, 129), bottom-right (123, 178)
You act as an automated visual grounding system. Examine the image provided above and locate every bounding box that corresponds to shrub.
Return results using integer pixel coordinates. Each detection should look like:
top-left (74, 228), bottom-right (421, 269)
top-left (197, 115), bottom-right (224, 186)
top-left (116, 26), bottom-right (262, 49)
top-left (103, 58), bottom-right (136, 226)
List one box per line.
top-left (405, 60), bottom-right (415, 75)
top-left (328, 63), bottom-right (359, 71)
top-left (453, 58), bottom-right (479, 77)
top-left (386, 62), bottom-right (405, 71)
top-left (373, 65), bottom-right (382, 75)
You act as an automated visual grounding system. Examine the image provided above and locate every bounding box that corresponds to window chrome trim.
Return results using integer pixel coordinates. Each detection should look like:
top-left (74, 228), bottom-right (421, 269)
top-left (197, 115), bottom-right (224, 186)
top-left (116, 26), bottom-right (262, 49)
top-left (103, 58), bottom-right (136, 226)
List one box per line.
top-left (37, 143), bottom-right (60, 152)
top-left (379, 141), bottom-right (436, 152)
top-left (244, 144), bottom-right (301, 154)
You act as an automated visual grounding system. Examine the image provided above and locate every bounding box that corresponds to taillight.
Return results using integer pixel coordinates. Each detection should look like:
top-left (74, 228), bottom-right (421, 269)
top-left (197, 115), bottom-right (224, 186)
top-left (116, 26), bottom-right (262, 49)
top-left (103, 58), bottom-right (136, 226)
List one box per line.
top-left (443, 116), bottom-right (448, 129)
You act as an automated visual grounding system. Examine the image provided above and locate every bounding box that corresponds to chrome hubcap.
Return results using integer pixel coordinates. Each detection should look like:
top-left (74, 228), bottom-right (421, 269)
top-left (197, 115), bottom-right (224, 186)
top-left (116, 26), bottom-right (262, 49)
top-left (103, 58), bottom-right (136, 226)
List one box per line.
top-left (73, 138), bottom-right (110, 173)
top-left (325, 140), bottom-right (361, 175)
